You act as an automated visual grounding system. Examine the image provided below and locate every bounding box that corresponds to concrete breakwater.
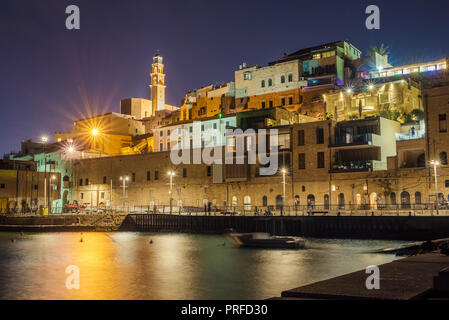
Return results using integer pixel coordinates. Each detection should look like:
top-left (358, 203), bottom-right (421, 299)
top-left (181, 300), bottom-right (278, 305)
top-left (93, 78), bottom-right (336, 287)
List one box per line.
top-left (0, 214), bottom-right (127, 232)
top-left (122, 214), bottom-right (449, 240)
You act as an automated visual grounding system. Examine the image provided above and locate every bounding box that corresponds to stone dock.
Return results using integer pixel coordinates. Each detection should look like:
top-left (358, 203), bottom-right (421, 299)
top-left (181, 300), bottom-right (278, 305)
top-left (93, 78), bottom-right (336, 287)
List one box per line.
top-left (0, 214), bottom-right (128, 232)
top-left (278, 252), bottom-right (449, 300)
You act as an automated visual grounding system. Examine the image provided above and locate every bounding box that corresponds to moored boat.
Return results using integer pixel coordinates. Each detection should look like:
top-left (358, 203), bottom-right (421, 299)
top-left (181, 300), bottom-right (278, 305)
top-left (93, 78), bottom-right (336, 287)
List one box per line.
top-left (226, 232), bottom-right (305, 249)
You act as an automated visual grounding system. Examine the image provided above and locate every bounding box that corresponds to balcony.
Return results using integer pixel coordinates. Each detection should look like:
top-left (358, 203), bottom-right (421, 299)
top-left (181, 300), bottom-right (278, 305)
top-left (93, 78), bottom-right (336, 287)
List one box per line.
top-left (331, 133), bottom-right (373, 147)
top-left (330, 161), bottom-right (372, 173)
top-left (395, 130), bottom-right (425, 141)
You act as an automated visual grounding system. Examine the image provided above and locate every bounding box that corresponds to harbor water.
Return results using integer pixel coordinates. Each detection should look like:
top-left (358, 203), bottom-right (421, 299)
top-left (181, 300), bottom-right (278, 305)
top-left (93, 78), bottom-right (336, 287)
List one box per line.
top-left (0, 232), bottom-right (410, 299)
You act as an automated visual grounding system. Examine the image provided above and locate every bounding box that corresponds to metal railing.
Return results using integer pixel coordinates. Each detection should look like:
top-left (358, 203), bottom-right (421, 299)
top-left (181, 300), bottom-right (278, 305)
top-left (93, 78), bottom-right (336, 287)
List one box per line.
top-left (3, 203), bottom-right (449, 217)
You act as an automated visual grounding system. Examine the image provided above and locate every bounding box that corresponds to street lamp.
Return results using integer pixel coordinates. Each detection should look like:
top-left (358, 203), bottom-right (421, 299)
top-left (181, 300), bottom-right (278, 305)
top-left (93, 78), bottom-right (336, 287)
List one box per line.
top-left (168, 171), bottom-right (175, 214)
top-left (41, 136), bottom-right (48, 211)
top-left (119, 176), bottom-right (129, 199)
top-left (430, 160), bottom-right (440, 215)
top-left (281, 168), bottom-right (287, 216)
top-left (91, 128), bottom-right (99, 136)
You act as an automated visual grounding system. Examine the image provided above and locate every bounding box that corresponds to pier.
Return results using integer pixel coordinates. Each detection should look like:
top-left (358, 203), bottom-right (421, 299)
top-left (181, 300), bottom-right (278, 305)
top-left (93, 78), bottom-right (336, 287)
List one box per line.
top-left (278, 252), bottom-right (449, 300)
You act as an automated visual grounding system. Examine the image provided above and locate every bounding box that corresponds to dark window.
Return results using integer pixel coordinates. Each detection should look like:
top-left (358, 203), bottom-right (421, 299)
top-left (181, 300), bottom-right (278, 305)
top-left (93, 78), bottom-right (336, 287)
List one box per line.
top-left (268, 79), bottom-right (272, 86)
top-left (440, 152), bottom-right (448, 165)
top-left (415, 191), bottom-right (422, 204)
top-left (147, 171), bottom-right (151, 181)
top-left (269, 100), bottom-right (273, 108)
top-left (103, 176), bottom-right (107, 184)
top-left (160, 143), bottom-right (163, 151)
top-left (207, 166), bottom-right (212, 176)
top-left (288, 97), bottom-right (293, 105)
top-left (262, 196), bottom-right (268, 206)
top-left (80, 193), bottom-right (84, 199)
top-left (316, 128), bottom-right (324, 144)
top-left (79, 179), bottom-right (83, 186)
top-left (0, 184), bottom-right (5, 189)
top-left (154, 171), bottom-right (159, 180)
top-left (261, 101), bottom-right (266, 109)
top-left (132, 173), bottom-right (136, 182)
top-left (439, 114), bottom-right (447, 132)
top-left (281, 75), bottom-right (285, 83)
top-left (261, 80), bottom-right (265, 88)
top-left (298, 130), bottom-right (305, 146)
top-left (317, 152), bottom-right (325, 168)
top-left (302, 186), bottom-right (306, 192)
top-left (183, 168), bottom-right (187, 178)
top-left (85, 178), bottom-right (88, 185)
top-left (288, 74), bottom-right (293, 82)
top-left (34, 185), bottom-right (38, 190)
top-left (281, 98), bottom-right (285, 106)
top-left (298, 153), bottom-right (306, 169)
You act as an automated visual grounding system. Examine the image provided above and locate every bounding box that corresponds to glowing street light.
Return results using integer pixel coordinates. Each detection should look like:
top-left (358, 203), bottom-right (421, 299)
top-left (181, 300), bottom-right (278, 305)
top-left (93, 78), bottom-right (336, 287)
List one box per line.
top-left (120, 176), bottom-right (129, 199)
top-left (281, 168), bottom-right (287, 216)
top-left (430, 160), bottom-right (440, 215)
top-left (345, 88), bottom-right (353, 94)
top-left (41, 136), bottom-right (48, 143)
top-left (368, 84), bottom-right (374, 91)
top-left (91, 128), bottom-right (99, 136)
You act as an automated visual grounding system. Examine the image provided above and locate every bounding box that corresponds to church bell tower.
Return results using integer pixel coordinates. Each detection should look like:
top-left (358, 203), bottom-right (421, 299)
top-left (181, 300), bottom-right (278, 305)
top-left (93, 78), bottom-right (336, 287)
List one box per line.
top-left (150, 54), bottom-right (166, 116)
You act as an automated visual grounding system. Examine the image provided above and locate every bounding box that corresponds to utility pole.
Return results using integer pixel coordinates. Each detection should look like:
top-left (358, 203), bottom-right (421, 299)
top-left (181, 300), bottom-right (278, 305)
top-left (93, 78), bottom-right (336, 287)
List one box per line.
top-left (431, 160), bottom-right (440, 215)
top-left (281, 168), bottom-right (287, 216)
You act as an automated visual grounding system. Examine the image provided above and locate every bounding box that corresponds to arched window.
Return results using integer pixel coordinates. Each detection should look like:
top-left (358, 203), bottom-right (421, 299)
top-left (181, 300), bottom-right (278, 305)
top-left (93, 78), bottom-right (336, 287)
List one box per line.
top-left (231, 196), bottom-right (237, 207)
top-left (415, 191), bottom-right (422, 205)
top-left (338, 193), bottom-right (345, 209)
top-left (294, 195), bottom-right (300, 206)
top-left (401, 191), bottom-right (411, 209)
top-left (261, 80), bottom-right (265, 88)
top-left (390, 192), bottom-right (396, 205)
top-left (262, 196), bottom-right (268, 207)
top-left (244, 196), bottom-right (251, 211)
top-left (307, 194), bottom-right (315, 207)
top-left (275, 195), bottom-right (283, 210)
top-left (268, 78), bottom-right (272, 86)
top-left (440, 152), bottom-right (448, 165)
top-left (281, 75), bottom-right (285, 83)
top-left (324, 194), bottom-right (329, 210)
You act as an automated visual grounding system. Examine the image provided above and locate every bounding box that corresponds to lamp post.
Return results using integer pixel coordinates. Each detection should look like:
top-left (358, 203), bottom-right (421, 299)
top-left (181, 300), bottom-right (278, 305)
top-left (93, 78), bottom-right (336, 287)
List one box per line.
top-left (168, 171), bottom-right (175, 214)
top-left (41, 136), bottom-right (48, 212)
top-left (281, 168), bottom-right (287, 216)
top-left (120, 176), bottom-right (129, 212)
top-left (430, 160), bottom-right (440, 215)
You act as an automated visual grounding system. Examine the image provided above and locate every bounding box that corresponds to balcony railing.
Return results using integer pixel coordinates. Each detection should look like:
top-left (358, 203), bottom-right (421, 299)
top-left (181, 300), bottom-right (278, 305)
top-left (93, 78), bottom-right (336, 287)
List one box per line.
top-left (395, 130), bottom-right (425, 141)
top-left (330, 160), bottom-right (372, 173)
top-left (331, 133), bottom-right (373, 147)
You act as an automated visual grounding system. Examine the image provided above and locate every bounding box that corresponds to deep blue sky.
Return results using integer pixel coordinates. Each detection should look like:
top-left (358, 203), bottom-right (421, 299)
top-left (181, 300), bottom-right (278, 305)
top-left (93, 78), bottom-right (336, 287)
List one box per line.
top-left (1, 0), bottom-right (449, 154)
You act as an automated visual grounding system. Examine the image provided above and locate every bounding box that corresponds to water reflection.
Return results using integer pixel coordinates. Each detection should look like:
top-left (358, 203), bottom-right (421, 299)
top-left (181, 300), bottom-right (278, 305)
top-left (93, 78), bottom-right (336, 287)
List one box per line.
top-left (0, 232), bottom-right (409, 300)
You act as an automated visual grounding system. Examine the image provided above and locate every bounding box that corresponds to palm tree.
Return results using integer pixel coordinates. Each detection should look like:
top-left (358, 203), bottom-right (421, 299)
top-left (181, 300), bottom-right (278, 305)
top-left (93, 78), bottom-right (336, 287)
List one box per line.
top-left (370, 44), bottom-right (390, 56)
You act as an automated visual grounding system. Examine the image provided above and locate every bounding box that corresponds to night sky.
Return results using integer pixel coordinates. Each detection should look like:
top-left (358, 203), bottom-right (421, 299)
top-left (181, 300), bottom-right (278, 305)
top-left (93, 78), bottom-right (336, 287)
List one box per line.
top-left (1, 0), bottom-right (449, 154)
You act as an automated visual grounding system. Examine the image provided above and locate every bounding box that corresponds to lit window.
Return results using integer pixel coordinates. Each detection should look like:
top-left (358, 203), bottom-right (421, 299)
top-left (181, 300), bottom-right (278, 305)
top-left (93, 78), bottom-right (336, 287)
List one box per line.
top-left (428, 65), bottom-right (436, 71)
top-left (313, 53), bottom-right (321, 60)
top-left (403, 69), bottom-right (410, 74)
